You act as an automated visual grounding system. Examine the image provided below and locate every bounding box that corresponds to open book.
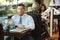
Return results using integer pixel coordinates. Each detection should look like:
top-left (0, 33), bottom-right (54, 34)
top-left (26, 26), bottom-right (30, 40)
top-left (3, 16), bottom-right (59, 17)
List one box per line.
top-left (10, 28), bottom-right (27, 33)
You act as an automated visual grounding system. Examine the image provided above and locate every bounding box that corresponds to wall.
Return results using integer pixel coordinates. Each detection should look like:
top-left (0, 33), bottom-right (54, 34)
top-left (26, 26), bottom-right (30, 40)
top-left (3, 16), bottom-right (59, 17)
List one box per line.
top-left (43, 0), bottom-right (50, 7)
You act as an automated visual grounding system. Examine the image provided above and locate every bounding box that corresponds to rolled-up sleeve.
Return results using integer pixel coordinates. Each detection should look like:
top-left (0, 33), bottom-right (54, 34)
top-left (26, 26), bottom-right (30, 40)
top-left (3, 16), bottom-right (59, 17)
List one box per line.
top-left (2, 21), bottom-right (7, 30)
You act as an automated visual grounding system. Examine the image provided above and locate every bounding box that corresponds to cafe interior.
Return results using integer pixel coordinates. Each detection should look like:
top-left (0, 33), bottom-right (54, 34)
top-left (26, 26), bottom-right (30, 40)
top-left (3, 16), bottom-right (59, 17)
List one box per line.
top-left (0, 0), bottom-right (60, 40)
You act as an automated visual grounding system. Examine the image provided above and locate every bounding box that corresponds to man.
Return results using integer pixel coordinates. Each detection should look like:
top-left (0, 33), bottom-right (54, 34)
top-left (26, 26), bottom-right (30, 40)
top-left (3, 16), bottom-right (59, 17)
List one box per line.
top-left (11, 4), bottom-right (35, 40)
top-left (27, 2), bottom-right (41, 40)
top-left (27, 2), bottom-right (49, 40)
top-left (3, 4), bottom-right (35, 40)
top-left (27, 4), bottom-right (32, 12)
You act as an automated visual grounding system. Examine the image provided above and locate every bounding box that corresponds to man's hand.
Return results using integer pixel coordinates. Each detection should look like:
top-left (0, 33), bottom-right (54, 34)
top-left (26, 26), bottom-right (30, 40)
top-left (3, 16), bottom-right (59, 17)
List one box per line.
top-left (7, 23), bottom-right (10, 27)
top-left (16, 24), bottom-right (25, 29)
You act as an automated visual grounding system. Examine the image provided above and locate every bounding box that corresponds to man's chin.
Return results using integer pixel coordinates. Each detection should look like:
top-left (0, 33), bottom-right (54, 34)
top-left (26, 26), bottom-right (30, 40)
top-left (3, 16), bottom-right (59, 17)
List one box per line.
top-left (19, 14), bottom-right (24, 16)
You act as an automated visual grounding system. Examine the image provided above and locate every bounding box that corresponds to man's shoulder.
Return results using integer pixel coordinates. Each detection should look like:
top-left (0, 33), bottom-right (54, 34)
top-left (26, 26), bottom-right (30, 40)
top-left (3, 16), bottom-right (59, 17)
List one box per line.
top-left (11, 14), bottom-right (19, 18)
top-left (25, 14), bottom-right (33, 18)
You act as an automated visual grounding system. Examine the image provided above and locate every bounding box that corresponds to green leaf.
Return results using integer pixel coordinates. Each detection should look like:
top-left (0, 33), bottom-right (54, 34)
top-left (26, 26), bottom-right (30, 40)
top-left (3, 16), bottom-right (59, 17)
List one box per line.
top-left (5, 0), bottom-right (14, 2)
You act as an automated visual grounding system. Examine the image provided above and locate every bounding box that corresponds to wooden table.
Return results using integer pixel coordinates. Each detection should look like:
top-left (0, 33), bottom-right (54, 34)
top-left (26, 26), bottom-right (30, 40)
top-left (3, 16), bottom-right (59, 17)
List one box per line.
top-left (0, 27), bottom-right (31, 40)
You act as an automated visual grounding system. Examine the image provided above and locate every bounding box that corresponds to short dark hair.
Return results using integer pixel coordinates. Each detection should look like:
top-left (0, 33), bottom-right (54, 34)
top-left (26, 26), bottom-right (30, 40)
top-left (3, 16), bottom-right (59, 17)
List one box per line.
top-left (17, 3), bottom-right (25, 8)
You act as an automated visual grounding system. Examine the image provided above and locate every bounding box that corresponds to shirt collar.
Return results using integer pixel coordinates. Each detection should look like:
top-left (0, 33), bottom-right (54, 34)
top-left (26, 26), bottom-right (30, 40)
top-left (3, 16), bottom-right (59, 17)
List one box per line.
top-left (18, 13), bottom-right (26, 18)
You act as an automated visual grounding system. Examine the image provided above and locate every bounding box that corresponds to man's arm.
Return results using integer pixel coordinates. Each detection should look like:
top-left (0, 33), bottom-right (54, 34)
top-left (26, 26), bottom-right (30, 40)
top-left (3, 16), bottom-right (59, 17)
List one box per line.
top-left (2, 20), bottom-right (7, 30)
top-left (25, 16), bottom-right (35, 30)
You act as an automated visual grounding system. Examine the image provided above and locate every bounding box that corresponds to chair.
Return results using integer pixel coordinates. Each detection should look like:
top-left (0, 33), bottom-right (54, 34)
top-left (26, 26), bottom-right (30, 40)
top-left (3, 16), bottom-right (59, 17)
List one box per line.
top-left (0, 23), bottom-right (4, 40)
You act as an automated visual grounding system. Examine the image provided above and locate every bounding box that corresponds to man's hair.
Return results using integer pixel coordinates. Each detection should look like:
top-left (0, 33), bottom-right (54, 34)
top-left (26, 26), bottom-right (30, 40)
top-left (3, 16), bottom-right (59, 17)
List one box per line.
top-left (17, 3), bottom-right (25, 8)
top-left (32, 2), bottom-right (40, 10)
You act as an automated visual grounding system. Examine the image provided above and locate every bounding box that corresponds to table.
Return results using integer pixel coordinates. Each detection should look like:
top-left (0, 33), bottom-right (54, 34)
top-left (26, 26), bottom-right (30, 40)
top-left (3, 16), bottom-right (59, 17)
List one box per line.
top-left (0, 27), bottom-right (31, 40)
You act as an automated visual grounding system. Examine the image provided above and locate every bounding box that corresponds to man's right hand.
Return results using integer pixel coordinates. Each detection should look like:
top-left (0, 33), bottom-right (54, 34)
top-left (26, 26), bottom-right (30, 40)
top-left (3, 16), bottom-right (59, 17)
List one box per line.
top-left (7, 23), bottom-right (10, 27)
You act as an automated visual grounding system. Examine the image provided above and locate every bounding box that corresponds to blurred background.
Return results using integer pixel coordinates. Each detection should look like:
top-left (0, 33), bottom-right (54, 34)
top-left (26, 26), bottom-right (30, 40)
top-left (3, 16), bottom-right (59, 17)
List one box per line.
top-left (0, 0), bottom-right (50, 22)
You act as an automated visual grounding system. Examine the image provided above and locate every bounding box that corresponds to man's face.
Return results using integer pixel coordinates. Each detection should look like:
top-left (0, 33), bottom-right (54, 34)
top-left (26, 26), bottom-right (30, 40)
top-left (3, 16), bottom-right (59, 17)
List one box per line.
top-left (17, 6), bottom-right (24, 16)
top-left (28, 7), bottom-right (32, 12)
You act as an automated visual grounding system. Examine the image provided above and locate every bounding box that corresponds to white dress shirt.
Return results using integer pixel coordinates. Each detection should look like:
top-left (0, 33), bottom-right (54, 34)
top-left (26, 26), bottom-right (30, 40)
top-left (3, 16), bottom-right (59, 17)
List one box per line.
top-left (11, 14), bottom-right (35, 30)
